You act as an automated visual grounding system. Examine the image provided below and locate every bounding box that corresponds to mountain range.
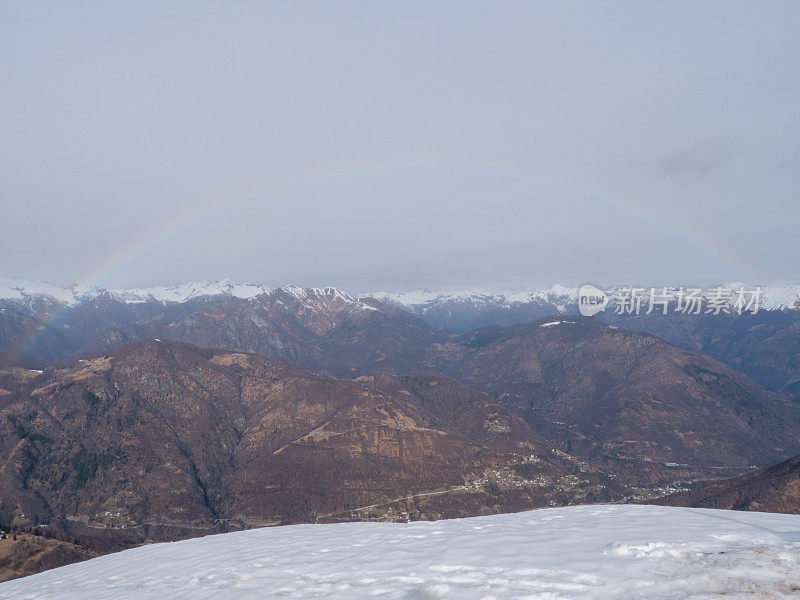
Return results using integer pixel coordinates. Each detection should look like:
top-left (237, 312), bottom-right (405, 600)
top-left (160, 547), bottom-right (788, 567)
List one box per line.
top-left (1, 276), bottom-right (799, 580)
top-left (4, 277), bottom-right (800, 395)
top-left (2, 278), bottom-right (799, 485)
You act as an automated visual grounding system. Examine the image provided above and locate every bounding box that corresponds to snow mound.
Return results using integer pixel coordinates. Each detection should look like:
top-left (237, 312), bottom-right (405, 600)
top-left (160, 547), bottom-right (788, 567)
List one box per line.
top-left (2, 505), bottom-right (798, 599)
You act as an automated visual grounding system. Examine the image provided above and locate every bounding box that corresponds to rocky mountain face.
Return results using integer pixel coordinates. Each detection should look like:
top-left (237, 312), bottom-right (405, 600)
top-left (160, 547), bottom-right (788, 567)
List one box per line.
top-left (0, 340), bottom-right (622, 538)
top-left (77, 288), bottom-right (451, 377)
top-left (367, 286), bottom-right (578, 333)
top-left (604, 310), bottom-right (800, 397)
top-left (435, 317), bottom-right (800, 484)
top-left (0, 286), bottom-right (451, 377)
top-left (0, 307), bottom-right (76, 366)
top-left (0, 291), bottom-right (222, 367)
top-left (370, 286), bottom-right (800, 397)
top-left (0, 530), bottom-right (97, 583)
top-left (657, 453), bottom-right (800, 514)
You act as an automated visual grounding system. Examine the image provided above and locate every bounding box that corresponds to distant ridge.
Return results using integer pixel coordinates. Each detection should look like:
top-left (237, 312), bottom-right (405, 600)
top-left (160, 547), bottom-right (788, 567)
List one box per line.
top-left (2, 276), bottom-right (799, 311)
top-left (0, 276), bottom-right (270, 305)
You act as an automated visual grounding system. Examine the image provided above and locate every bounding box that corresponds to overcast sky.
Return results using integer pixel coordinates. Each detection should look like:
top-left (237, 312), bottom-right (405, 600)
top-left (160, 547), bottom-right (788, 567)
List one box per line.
top-left (1, 1), bottom-right (799, 292)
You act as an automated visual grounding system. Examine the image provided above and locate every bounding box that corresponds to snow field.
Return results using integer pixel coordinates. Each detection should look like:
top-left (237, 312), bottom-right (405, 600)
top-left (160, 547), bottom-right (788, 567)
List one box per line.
top-left (1, 504), bottom-right (799, 599)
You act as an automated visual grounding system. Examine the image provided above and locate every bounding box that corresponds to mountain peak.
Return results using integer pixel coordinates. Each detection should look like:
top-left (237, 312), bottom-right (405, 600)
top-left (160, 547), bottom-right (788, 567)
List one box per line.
top-left (276, 285), bottom-right (379, 315)
top-left (0, 276), bottom-right (271, 305)
top-left (366, 285), bottom-right (579, 309)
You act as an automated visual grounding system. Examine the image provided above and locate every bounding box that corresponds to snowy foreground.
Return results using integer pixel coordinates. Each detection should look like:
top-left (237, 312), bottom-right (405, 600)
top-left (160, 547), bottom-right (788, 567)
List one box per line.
top-left (2, 505), bottom-right (799, 600)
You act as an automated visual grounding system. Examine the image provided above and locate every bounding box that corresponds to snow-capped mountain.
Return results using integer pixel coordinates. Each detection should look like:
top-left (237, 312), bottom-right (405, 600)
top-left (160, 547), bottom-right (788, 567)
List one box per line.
top-left (367, 284), bottom-right (577, 312)
top-left (366, 284), bottom-right (578, 306)
top-left (2, 276), bottom-right (799, 314)
top-left (370, 284), bottom-right (800, 313)
top-left (281, 284), bottom-right (378, 315)
top-left (100, 280), bottom-right (270, 304)
top-left (364, 285), bottom-right (579, 333)
top-left (759, 284), bottom-right (800, 311)
top-left (0, 277), bottom-right (387, 323)
top-left (2, 276), bottom-right (800, 395)
top-left (367, 284), bottom-right (800, 332)
top-left (0, 277), bottom-right (77, 304)
top-left (1, 504), bottom-right (797, 599)
top-left (0, 276), bottom-right (271, 306)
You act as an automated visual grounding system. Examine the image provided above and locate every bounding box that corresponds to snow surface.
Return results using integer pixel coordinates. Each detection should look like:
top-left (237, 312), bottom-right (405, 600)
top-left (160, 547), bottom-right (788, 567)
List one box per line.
top-left (2, 505), bottom-right (798, 599)
top-left (539, 320), bottom-right (569, 327)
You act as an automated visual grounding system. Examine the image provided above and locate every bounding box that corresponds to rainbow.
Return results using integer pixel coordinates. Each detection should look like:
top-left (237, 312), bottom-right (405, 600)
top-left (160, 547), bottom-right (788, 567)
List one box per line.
top-left (6, 158), bottom-right (760, 365)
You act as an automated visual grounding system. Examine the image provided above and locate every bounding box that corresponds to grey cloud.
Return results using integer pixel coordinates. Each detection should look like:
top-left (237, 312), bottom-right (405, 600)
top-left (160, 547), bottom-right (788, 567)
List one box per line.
top-left (656, 137), bottom-right (738, 179)
top-left (1, 2), bottom-right (798, 290)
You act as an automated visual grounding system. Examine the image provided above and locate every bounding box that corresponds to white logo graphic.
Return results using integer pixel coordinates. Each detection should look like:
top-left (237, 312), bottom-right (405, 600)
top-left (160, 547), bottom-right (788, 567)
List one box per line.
top-left (578, 284), bottom-right (609, 317)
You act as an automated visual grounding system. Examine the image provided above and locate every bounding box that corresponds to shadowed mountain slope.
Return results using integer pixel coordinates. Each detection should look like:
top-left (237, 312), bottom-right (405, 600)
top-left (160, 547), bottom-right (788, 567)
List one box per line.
top-left (656, 453), bottom-right (800, 514)
top-left (437, 317), bottom-right (800, 483)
